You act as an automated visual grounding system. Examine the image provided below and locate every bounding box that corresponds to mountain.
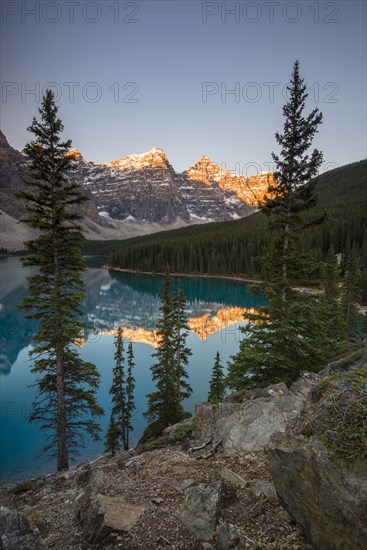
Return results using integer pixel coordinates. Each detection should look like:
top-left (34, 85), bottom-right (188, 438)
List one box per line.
top-left (184, 155), bottom-right (271, 206)
top-left (0, 131), bottom-right (271, 248)
top-left (71, 147), bottom-right (262, 224)
top-left (0, 131), bottom-right (28, 220)
top-left (72, 147), bottom-right (190, 224)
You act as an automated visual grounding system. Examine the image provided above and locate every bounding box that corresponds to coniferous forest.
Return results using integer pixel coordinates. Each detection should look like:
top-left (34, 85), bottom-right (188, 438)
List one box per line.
top-left (99, 159), bottom-right (367, 300)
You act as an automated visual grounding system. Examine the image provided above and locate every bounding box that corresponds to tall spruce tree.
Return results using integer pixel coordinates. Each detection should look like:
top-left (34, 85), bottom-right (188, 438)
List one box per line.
top-left (173, 286), bottom-right (193, 403)
top-left (108, 326), bottom-right (127, 451)
top-left (105, 334), bottom-right (136, 453)
top-left (125, 341), bottom-right (136, 450)
top-left (104, 414), bottom-right (120, 456)
top-left (227, 61), bottom-right (327, 390)
top-left (312, 248), bottom-right (346, 360)
top-left (17, 90), bottom-right (103, 470)
top-left (144, 268), bottom-right (191, 436)
top-left (341, 248), bottom-right (362, 337)
top-left (208, 352), bottom-right (225, 404)
top-left (322, 247), bottom-right (341, 301)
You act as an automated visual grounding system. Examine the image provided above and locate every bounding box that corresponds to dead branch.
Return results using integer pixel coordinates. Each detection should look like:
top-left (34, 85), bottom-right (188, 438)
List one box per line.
top-left (189, 439), bottom-right (212, 452)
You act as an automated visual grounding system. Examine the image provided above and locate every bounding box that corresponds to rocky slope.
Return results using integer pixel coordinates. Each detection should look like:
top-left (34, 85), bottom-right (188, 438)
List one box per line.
top-left (3, 353), bottom-right (366, 549)
top-left (0, 131), bottom-right (271, 246)
top-left (0, 447), bottom-right (308, 550)
top-left (0, 131), bottom-right (28, 220)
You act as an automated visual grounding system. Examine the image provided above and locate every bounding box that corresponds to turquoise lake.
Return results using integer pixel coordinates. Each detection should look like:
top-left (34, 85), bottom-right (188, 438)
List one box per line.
top-left (0, 257), bottom-right (266, 483)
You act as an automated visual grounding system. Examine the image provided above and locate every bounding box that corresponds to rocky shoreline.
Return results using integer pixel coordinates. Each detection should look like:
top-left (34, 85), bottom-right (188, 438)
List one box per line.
top-left (104, 265), bottom-right (261, 285)
top-left (104, 266), bottom-right (320, 295)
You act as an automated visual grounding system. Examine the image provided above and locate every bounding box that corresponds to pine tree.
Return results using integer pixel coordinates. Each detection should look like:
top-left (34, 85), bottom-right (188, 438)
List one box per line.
top-left (227, 61), bottom-right (326, 390)
top-left (108, 326), bottom-right (126, 451)
top-left (341, 248), bottom-right (362, 337)
top-left (208, 352), bottom-right (225, 404)
top-left (125, 341), bottom-right (136, 450)
top-left (262, 59), bottom-right (323, 303)
top-left (104, 414), bottom-right (120, 456)
top-left (144, 268), bottom-right (191, 436)
top-left (322, 247), bottom-right (341, 300)
top-left (17, 90), bottom-right (103, 470)
top-left (173, 286), bottom-right (192, 403)
top-left (309, 248), bottom-right (346, 362)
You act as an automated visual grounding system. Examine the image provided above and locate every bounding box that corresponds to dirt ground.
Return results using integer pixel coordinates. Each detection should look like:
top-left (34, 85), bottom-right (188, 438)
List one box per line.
top-left (0, 445), bottom-right (311, 549)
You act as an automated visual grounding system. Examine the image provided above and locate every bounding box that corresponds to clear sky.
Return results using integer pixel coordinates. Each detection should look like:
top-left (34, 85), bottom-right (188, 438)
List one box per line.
top-left (1, 0), bottom-right (366, 174)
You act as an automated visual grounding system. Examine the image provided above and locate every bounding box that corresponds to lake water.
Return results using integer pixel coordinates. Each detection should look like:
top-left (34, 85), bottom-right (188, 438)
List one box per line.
top-left (0, 257), bottom-right (266, 483)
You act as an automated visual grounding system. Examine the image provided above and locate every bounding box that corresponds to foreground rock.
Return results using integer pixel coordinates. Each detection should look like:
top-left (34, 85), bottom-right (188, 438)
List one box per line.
top-left (268, 358), bottom-right (367, 550)
top-left (194, 382), bottom-right (304, 453)
top-left (77, 491), bottom-right (146, 544)
top-left (220, 468), bottom-right (276, 497)
top-left (181, 482), bottom-right (223, 540)
top-left (215, 523), bottom-right (247, 549)
top-left (0, 506), bottom-right (46, 549)
top-left (268, 433), bottom-right (367, 549)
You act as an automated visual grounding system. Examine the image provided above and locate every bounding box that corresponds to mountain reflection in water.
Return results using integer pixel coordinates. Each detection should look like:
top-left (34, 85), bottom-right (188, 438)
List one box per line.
top-left (1, 259), bottom-right (266, 375)
top-left (0, 257), bottom-right (267, 482)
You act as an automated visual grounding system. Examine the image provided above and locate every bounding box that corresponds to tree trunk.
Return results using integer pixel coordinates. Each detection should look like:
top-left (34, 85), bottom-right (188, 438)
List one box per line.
top-left (281, 201), bottom-right (291, 317)
top-left (345, 287), bottom-right (352, 338)
top-left (176, 311), bottom-right (181, 400)
top-left (56, 344), bottom-right (69, 470)
top-left (54, 247), bottom-right (69, 471)
top-left (121, 391), bottom-right (127, 451)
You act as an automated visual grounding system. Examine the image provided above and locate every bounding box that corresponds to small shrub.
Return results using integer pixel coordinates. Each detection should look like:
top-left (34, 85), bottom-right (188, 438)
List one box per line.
top-left (137, 419), bottom-right (168, 446)
top-left (305, 363), bottom-right (367, 462)
top-left (136, 435), bottom-right (170, 454)
top-left (171, 422), bottom-right (195, 442)
top-left (11, 480), bottom-right (36, 494)
top-left (52, 475), bottom-right (67, 488)
top-left (334, 348), bottom-right (366, 369)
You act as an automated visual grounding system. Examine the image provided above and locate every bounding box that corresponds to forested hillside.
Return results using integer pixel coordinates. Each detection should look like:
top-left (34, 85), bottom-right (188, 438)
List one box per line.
top-left (88, 160), bottom-right (367, 295)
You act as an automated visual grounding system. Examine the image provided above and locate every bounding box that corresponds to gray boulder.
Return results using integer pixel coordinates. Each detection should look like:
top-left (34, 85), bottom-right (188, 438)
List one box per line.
top-left (246, 479), bottom-right (277, 498)
top-left (194, 387), bottom-right (304, 453)
top-left (194, 401), bottom-right (240, 442)
top-left (220, 468), bottom-right (247, 488)
top-left (181, 482), bottom-right (223, 541)
top-left (0, 506), bottom-right (46, 550)
top-left (268, 433), bottom-right (367, 549)
top-left (216, 523), bottom-right (247, 549)
top-left (77, 462), bottom-right (118, 487)
top-left (220, 469), bottom-right (276, 497)
top-left (77, 491), bottom-right (145, 544)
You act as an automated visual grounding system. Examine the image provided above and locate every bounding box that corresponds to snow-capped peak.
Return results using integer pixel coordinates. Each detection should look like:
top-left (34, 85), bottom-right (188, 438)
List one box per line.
top-left (67, 147), bottom-right (82, 159)
top-left (94, 147), bottom-right (169, 171)
top-left (184, 156), bottom-right (226, 185)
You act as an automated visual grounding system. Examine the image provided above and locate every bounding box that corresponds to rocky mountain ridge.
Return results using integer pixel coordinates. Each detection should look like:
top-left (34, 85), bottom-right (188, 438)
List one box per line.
top-left (184, 155), bottom-right (272, 207)
top-left (0, 131), bottom-right (272, 245)
top-left (71, 146), bottom-right (263, 224)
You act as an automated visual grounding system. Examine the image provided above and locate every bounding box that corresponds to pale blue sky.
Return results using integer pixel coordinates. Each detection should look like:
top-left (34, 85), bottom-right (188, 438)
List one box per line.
top-left (1, 0), bottom-right (366, 174)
